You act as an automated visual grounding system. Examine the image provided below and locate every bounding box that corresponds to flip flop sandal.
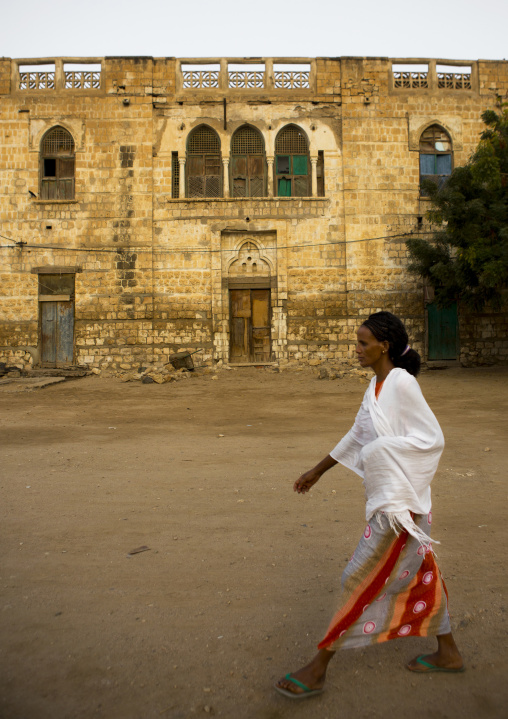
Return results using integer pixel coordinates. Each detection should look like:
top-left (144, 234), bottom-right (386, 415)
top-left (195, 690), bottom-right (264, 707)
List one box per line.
top-left (407, 655), bottom-right (465, 673)
top-left (274, 674), bottom-right (324, 699)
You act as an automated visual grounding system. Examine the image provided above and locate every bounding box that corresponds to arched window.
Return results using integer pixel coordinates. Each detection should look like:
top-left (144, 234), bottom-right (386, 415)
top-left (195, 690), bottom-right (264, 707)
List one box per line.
top-left (275, 125), bottom-right (310, 197)
top-left (40, 126), bottom-right (75, 200)
top-left (186, 125), bottom-right (222, 198)
top-left (230, 126), bottom-right (266, 197)
top-left (419, 125), bottom-right (452, 194)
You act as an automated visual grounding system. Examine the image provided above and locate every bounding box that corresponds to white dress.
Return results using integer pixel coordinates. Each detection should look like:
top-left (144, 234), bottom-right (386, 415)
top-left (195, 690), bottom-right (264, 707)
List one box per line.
top-left (329, 368), bottom-right (445, 543)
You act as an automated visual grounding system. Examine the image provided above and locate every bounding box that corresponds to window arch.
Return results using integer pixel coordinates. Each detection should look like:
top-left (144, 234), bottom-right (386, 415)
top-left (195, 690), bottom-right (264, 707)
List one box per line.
top-left (275, 125), bottom-right (310, 197)
top-left (186, 125), bottom-right (222, 198)
top-left (230, 126), bottom-right (266, 198)
top-left (40, 126), bottom-right (75, 200)
top-left (419, 125), bottom-right (453, 194)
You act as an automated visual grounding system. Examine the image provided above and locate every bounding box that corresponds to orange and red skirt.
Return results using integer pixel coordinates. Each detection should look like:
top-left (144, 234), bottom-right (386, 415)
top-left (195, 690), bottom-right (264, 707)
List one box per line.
top-left (319, 512), bottom-right (451, 650)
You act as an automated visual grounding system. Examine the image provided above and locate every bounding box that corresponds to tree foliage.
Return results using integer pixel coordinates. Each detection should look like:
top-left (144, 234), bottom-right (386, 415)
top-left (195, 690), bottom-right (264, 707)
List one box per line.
top-left (406, 107), bottom-right (508, 311)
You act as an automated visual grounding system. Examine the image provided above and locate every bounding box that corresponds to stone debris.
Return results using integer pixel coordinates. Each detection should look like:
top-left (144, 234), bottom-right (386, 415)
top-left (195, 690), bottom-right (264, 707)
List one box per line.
top-left (104, 358), bottom-right (376, 385)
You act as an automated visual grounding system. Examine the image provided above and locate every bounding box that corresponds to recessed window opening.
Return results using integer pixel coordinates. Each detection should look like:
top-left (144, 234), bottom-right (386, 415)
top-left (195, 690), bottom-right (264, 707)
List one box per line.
top-left (317, 150), bottom-right (325, 197)
top-left (231, 125), bottom-right (266, 198)
top-left (40, 126), bottom-right (75, 200)
top-left (44, 158), bottom-right (57, 176)
top-left (186, 126), bottom-right (222, 198)
top-left (275, 125), bottom-right (310, 197)
top-left (182, 64), bottom-right (220, 89)
top-left (228, 64), bottom-right (265, 89)
top-left (19, 64), bottom-right (55, 90)
top-left (171, 151), bottom-right (180, 198)
top-left (419, 125), bottom-right (452, 194)
top-left (64, 63), bottom-right (101, 89)
top-left (436, 65), bottom-right (472, 89)
top-left (38, 273), bottom-right (75, 297)
top-left (392, 63), bottom-right (429, 89)
top-left (274, 63), bottom-right (310, 89)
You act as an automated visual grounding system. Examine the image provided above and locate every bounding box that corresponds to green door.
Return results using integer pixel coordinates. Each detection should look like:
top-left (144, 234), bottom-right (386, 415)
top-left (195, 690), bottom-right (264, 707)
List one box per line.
top-left (427, 302), bottom-right (459, 360)
top-left (278, 177), bottom-right (291, 196)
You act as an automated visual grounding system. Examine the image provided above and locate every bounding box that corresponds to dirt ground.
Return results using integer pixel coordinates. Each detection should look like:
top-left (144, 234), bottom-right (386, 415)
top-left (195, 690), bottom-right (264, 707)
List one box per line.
top-left (1, 364), bottom-right (507, 719)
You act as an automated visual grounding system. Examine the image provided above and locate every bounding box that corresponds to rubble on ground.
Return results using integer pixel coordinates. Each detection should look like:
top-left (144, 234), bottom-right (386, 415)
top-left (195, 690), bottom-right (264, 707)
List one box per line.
top-left (86, 357), bottom-right (373, 384)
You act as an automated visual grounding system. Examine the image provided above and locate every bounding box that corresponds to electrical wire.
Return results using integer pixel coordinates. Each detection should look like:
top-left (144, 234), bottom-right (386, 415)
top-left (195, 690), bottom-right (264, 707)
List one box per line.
top-left (0, 230), bottom-right (431, 254)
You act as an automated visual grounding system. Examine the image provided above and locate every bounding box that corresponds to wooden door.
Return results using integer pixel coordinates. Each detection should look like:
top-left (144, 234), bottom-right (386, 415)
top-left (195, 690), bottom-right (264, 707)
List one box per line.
top-left (427, 302), bottom-right (459, 360)
top-left (40, 300), bottom-right (74, 366)
top-left (229, 289), bottom-right (271, 362)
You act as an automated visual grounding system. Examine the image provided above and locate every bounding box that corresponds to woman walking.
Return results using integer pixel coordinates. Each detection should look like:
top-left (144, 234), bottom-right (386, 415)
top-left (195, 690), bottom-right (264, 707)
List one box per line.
top-left (275, 311), bottom-right (464, 699)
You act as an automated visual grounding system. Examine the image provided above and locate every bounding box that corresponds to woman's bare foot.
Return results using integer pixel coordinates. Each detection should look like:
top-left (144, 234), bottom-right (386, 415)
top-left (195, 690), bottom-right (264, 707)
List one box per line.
top-left (407, 632), bottom-right (464, 672)
top-left (275, 649), bottom-right (335, 696)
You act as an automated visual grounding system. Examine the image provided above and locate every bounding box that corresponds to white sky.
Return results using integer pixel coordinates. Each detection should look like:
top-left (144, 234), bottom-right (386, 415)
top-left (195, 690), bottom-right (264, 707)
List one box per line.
top-left (1, 0), bottom-right (507, 61)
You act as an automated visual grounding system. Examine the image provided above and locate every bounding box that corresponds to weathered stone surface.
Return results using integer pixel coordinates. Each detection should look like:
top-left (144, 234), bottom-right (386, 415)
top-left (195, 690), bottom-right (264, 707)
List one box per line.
top-left (0, 55), bottom-right (507, 371)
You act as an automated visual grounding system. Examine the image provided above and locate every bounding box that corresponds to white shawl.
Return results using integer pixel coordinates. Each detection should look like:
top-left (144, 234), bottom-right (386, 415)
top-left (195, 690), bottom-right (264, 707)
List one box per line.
top-left (329, 368), bottom-right (444, 543)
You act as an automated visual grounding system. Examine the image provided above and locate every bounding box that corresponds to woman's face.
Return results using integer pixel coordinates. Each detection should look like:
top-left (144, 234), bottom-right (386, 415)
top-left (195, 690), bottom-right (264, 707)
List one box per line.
top-left (356, 325), bottom-right (389, 368)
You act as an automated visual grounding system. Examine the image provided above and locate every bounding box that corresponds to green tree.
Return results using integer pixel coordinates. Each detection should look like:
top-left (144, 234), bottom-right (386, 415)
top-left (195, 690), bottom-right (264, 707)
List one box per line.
top-left (406, 107), bottom-right (508, 311)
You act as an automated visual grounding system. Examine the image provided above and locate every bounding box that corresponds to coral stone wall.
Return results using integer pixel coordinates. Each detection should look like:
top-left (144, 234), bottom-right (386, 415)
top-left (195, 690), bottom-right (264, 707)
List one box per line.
top-left (0, 56), bottom-right (507, 370)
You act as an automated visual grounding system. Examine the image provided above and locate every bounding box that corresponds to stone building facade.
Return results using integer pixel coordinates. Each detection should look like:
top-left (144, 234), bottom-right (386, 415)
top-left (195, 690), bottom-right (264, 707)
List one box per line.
top-left (0, 56), bottom-right (507, 370)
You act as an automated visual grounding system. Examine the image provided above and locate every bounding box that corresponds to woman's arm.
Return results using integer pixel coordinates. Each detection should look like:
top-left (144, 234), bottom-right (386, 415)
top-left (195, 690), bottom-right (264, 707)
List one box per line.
top-left (294, 454), bottom-right (338, 494)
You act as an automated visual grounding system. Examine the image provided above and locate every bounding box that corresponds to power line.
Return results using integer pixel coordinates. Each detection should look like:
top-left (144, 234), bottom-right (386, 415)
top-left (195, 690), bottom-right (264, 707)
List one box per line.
top-left (0, 233), bottom-right (26, 248)
top-left (0, 230), bottom-right (430, 254)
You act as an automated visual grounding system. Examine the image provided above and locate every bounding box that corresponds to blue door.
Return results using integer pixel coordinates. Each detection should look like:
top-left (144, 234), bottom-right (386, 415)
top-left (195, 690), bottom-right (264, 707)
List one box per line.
top-left (40, 300), bottom-right (74, 366)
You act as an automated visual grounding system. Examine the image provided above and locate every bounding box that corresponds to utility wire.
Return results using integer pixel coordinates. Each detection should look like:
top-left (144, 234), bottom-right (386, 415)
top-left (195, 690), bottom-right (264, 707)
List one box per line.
top-left (0, 233), bottom-right (26, 247)
top-left (0, 230), bottom-right (431, 254)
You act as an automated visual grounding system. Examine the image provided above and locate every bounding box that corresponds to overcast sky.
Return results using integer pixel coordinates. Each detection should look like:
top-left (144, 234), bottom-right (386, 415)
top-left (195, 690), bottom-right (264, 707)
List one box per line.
top-left (1, 0), bottom-right (507, 61)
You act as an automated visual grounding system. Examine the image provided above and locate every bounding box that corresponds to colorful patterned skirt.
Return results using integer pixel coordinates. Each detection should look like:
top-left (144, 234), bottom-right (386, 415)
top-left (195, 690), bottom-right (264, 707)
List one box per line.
top-left (318, 512), bottom-right (451, 650)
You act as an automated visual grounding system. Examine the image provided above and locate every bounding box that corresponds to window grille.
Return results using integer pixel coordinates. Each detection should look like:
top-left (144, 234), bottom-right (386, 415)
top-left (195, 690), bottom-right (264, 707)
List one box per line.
top-left (65, 71), bottom-right (101, 89)
top-left (419, 125), bottom-right (452, 195)
top-left (275, 126), bottom-right (308, 155)
top-left (186, 126), bottom-right (222, 198)
top-left (172, 152), bottom-right (180, 198)
top-left (182, 65), bottom-right (220, 89)
top-left (231, 127), bottom-right (264, 155)
top-left (228, 71), bottom-right (264, 89)
top-left (188, 127), bottom-right (221, 154)
top-left (19, 71), bottom-right (55, 91)
top-left (393, 71), bottom-right (429, 89)
top-left (42, 127), bottom-right (75, 155)
top-left (274, 71), bottom-right (310, 89)
top-left (437, 72), bottom-right (471, 90)
top-left (18, 64), bottom-right (56, 91)
top-left (40, 127), bottom-right (75, 201)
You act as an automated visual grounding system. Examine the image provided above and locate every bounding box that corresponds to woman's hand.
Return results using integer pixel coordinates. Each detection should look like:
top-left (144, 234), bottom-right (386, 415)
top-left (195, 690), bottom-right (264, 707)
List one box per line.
top-left (293, 455), bottom-right (338, 494)
top-left (294, 469), bottom-right (322, 494)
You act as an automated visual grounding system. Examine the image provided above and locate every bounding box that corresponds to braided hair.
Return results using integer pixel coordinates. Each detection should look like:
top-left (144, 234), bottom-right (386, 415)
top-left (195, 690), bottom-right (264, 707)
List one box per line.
top-left (362, 311), bottom-right (421, 377)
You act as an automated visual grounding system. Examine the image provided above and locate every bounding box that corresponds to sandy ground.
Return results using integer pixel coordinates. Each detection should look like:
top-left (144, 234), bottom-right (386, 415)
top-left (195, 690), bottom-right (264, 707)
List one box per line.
top-left (1, 365), bottom-right (507, 719)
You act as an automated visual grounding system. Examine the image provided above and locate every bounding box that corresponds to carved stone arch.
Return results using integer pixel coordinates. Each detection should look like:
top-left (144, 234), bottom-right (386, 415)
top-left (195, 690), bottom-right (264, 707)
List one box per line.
top-left (409, 118), bottom-right (463, 151)
top-left (30, 118), bottom-right (84, 152)
top-left (226, 238), bottom-right (274, 277)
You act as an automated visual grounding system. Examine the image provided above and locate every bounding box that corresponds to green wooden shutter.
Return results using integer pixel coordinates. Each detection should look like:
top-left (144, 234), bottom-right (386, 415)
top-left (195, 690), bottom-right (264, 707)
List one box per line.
top-left (292, 155), bottom-right (308, 175)
top-left (278, 178), bottom-right (291, 197)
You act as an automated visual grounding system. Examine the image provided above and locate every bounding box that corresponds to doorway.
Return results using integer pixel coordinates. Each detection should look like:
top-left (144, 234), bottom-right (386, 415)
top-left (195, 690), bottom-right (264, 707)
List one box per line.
top-left (229, 288), bottom-right (271, 362)
top-left (427, 302), bottom-right (459, 360)
top-left (39, 273), bottom-right (75, 367)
